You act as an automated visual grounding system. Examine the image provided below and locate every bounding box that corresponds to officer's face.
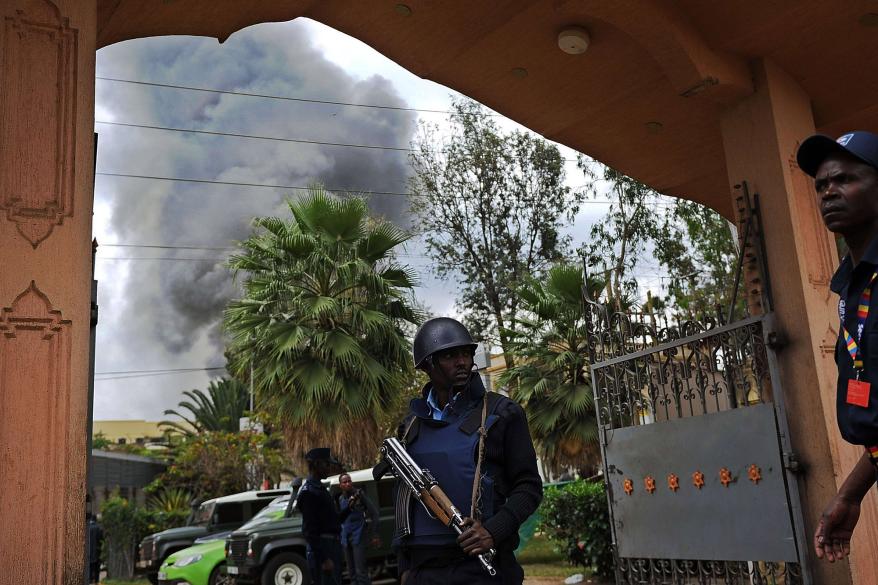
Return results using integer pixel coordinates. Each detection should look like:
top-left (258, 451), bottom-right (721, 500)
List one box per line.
top-left (815, 153), bottom-right (878, 235)
top-left (430, 346), bottom-right (475, 389)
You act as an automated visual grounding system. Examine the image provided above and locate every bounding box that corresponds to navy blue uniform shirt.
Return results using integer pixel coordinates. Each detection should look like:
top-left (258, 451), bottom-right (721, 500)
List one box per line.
top-left (831, 235), bottom-right (878, 446)
top-left (297, 477), bottom-right (352, 550)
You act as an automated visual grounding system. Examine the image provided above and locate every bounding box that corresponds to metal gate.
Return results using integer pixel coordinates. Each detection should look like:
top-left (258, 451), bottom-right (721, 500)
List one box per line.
top-left (585, 186), bottom-right (811, 584)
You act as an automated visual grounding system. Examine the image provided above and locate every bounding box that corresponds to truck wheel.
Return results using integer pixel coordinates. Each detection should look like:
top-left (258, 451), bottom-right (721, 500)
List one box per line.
top-left (261, 552), bottom-right (310, 585)
top-left (209, 564), bottom-right (233, 585)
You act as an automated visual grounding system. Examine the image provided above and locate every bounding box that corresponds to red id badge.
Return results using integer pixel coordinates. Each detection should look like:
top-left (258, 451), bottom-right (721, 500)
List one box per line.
top-left (847, 379), bottom-right (871, 407)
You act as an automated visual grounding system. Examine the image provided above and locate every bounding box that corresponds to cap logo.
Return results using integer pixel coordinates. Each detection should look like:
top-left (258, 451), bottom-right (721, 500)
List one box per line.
top-left (837, 133), bottom-right (854, 146)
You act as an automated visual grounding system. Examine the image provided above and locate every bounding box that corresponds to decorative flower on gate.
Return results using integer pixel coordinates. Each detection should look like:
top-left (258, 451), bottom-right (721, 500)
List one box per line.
top-left (692, 471), bottom-right (705, 489)
top-left (623, 478), bottom-right (634, 495)
top-left (748, 464), bottom-right (762, 484)
top-left (719, 467), bottom-right (732, 487)
top-left (667, 473), bottom-right (680, 492)
top-left (644, 476), bottom-right (656, 493)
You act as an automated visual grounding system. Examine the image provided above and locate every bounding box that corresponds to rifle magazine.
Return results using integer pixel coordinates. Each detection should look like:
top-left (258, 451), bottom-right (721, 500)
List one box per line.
top-left (395, 482), bottom-right (413, 538)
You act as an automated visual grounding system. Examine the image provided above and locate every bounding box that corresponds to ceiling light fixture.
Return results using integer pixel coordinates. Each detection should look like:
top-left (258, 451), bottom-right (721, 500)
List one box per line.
top-left (558, 27), bottom-right (590, 55)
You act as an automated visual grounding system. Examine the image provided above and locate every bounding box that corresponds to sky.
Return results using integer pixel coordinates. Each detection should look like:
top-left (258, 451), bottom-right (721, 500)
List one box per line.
top-left (91, 18), bottom-right (668, 421)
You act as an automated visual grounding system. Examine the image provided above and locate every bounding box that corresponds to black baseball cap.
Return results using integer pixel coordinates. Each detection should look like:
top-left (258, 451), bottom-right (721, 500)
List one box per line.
top-left (796, 131), bottom-right (878, 177)
top-left (304, 447), bottom-right (341, 465)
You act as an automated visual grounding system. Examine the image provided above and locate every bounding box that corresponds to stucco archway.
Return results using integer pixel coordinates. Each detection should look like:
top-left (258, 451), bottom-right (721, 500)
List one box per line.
top-left (3, 1), bottom-right (878, 583)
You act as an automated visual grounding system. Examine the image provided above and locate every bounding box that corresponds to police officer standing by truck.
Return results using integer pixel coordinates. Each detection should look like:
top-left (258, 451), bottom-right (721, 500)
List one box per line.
top-left (393, 317), bottom-right (543, 585)
top-left (297, 448), bottom-right (350, 585)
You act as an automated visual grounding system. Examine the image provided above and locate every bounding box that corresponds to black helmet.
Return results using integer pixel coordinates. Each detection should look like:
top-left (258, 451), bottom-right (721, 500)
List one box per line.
top-left (412, 317), bottom-right (478, 368)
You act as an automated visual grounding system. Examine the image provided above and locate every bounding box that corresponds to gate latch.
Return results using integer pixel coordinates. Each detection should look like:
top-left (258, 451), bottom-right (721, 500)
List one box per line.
top-left (783, 451), bottom-right (802, 474)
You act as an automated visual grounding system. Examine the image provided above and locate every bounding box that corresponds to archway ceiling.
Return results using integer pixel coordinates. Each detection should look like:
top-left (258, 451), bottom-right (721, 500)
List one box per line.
top-left (97, 0), bottom-right (878, 219)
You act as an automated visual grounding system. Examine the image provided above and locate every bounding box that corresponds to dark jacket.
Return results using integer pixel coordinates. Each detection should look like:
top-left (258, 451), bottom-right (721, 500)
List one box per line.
top-left (396, 376), bottom-right (543, 569)
top-left (831, 234), bottom-right (878, 446)
top-left (297, 477), bottom-right (352, 550)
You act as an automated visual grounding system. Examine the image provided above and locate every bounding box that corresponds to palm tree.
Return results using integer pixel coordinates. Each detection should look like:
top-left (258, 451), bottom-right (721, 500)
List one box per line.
top-left (161, 377), bottom-right (250, 436)
top-left (499, 264), bottom-right (602, 475)
top-left (223, 187), bottom-right (421, 468)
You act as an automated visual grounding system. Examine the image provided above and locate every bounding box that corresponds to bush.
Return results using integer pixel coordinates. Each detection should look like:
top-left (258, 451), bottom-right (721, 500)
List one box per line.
top-left (100, 493), bottom-right (189, 579)
top-left (538, 480), bottom-right (614, 578)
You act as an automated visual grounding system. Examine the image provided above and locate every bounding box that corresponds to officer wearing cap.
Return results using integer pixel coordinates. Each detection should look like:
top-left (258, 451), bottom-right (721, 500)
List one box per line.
top-left (394, 317), bottom-right (542, 585)
top-left (797, 130), bottom-right (878, 563)
top-left (298, 448), bottom-right (350, 584)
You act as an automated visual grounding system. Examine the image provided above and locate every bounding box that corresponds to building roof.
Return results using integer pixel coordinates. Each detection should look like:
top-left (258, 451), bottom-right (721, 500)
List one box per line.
top-left (96, 1), bottom-right (878, 218)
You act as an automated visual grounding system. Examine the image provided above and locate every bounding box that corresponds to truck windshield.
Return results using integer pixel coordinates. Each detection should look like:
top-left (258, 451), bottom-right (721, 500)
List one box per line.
top-left (191, 502), bottom-right (215, 527)
top-left (238, 497), bottom-right (292, 531)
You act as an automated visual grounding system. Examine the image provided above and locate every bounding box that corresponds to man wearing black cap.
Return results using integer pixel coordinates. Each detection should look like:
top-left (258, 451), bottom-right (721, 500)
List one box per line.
top-left (393, 317), bottom-right (542, 585)
top-left (298, 448), bottom-right (349, 585)
top-left (796, 130), bottom-right (878, 563)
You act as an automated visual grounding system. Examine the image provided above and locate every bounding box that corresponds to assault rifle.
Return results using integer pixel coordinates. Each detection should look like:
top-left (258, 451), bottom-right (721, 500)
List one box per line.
top-left (374, 436), bottom-right (497, 576)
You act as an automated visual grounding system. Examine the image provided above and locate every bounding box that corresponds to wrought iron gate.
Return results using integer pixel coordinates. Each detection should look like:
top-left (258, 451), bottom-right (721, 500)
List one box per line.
top-left (585, 186), bottom-right (811, 584)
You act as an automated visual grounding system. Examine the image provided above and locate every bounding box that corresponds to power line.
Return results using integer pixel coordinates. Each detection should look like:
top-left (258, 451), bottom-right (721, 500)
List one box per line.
top-left (95, 171), bottom-right (415, 197)
top-left (95, 120), bottom-right (412, 152)
top-left (95, 366), bottom-right (226, 376)
top-left (97, 76), bottom-right (455, 116)
top-left (101, 243), bottom-right (235, 251)
top-left (95, 171), bottom-right (633, 205)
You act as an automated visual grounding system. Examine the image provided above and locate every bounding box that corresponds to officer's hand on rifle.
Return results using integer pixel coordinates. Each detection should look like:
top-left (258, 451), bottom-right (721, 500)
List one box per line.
top-left (457, 518), bottom-right (494, 556)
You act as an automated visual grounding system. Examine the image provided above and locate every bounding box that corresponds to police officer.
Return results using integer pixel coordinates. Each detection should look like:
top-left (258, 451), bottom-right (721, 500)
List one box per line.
top-left (796, 131), bottom-right (878, 563)
top-left (394, 317), bottom-right (543, 585)
top-left (297, 448), bottom-right (349, 585)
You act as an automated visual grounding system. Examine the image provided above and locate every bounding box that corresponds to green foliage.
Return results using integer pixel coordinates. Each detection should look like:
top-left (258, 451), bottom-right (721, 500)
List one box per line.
top-left (92, 430), bottom-right (111, 450)
top-left (161, 377), bottom-right (250, 436)
top-left (500, 265), bottom-right (602, 474)
top-left (582, 161), bottom-right (741, 317)
top-left (100, 493), bottom-right (188, 579)
top-left (582, 164), bottom-right (663, 310)
top-left (224, 187), bottom-right (421, 468)
top-left (653, 199), bottom-right (741, 318)
top-left (539, 480), bottom-right (614, 578)
top-left (147, 487), bottom-right (192, 514)
top-left (410, 98), bottom-right (589, 366)
top-left (158, 431), bottom-right (286, 501)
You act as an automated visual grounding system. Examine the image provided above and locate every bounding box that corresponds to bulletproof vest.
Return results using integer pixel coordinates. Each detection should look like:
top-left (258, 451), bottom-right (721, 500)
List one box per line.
top-left (405, 393), bottom-right (502, 547)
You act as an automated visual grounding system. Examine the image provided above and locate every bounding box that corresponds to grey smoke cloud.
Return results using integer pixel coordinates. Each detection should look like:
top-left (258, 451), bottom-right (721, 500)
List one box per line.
top-left (93, 20), bottom-right (421, 418)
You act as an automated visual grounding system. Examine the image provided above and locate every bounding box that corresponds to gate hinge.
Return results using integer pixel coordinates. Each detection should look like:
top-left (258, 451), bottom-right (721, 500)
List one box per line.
top-left (766, 331), bottom-right (787, 350)
top-left (783, 451), bottom-right (802, 474)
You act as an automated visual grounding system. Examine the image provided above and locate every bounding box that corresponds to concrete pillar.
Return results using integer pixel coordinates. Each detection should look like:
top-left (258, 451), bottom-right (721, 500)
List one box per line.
top-left (0, 0), bottom-right (96, 581)
top-left (720, 58), bottom-right (878, 585)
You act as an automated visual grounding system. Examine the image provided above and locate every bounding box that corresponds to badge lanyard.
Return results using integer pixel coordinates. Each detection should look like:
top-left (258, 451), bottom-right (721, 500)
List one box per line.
top-left (839, 270), bottom-right (878, 377)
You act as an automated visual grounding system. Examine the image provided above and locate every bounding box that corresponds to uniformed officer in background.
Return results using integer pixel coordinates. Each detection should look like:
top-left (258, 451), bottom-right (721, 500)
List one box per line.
top-left (796, 131), bottom-right (878, 562)
top-left (394, 317), bottom-right (543, 585)
top-left (297, 448), bottom-right (350, 585)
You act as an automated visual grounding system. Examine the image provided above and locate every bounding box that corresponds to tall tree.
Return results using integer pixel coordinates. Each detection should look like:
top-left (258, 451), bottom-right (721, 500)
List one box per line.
top-left (499, 265), bottom-right (602, 475)
top-left (582, 163), bottom-right (664, 311)
top-left (410, 98), bottom-right (588, 366)
top-left (161, 377), bottom-right (250, 436)
top-left (224, 187), bottom-right (421, 468)
top-left (653, 199), bottom-right (741, 318)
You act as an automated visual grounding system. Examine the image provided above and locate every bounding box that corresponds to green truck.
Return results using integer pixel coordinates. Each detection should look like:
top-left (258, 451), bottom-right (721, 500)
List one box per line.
top-left (157, 495), bottom-right (293, 585)
top-left (225, 469), bottom-right (397, 585)
top-left (136, 489), bottom-right (290, 584)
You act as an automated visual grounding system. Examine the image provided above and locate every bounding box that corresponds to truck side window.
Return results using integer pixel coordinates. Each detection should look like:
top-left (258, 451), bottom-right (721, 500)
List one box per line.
top-left (249, 498), bottom-right (273, 517)
top-left (214, 503), bottom-right (245, 525)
